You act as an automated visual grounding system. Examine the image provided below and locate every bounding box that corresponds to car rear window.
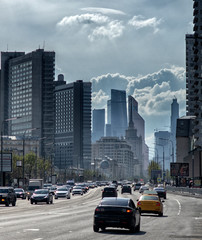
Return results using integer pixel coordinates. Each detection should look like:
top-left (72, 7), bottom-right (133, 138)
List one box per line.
top-left (104, 188), bottom-right (116, 192)
top-left (101, 198), bottom-right (128, 206)
top-left (140, 195), bottom-right (159, 201)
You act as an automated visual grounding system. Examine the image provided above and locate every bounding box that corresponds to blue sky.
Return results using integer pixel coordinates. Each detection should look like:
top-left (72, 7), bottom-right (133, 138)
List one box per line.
top-left (0, 0), bottom-right (193, 157)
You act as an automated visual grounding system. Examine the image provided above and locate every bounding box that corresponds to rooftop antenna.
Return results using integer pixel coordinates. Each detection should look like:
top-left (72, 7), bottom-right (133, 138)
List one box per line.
top-left (43, 41), bottom-right (45, 50)
top-left (7, 44), bottom-right (8, 52)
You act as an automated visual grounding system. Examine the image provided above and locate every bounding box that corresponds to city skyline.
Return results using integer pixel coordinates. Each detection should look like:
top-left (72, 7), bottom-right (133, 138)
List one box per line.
top-left (0, 0), bottom-right (193, 155)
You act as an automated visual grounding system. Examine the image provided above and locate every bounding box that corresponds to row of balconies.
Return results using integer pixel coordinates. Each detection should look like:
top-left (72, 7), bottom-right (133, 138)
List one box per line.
top-left (193, 1), bottom-right (199, 9)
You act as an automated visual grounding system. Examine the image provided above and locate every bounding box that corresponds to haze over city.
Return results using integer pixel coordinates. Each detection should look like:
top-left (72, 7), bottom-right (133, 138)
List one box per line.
top-left (0, 0), bottom-right (193, 155)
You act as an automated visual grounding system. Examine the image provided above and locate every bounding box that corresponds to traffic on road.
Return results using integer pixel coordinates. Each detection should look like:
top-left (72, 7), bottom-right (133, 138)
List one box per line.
top-left (0, 181), bottom-right (201, 240)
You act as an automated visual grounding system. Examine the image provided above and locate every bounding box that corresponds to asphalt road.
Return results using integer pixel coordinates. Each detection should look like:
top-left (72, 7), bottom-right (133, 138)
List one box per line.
top-left (0, 187), bottom-right (201, 240)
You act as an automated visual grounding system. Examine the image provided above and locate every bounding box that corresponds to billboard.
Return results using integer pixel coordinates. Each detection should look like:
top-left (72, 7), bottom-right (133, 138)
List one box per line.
top-left (0, 153), bottom-right (12, 172)
top-left (170, 163), bottom-right (189, 177)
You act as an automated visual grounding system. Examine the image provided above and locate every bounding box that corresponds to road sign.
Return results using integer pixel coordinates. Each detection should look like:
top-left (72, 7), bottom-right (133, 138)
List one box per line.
top-left (157, 178), bottom-right (161, 183)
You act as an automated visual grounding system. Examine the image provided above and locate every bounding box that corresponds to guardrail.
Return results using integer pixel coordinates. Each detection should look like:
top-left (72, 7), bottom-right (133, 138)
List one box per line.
top-left (166, 186), bottom-right (202, 197)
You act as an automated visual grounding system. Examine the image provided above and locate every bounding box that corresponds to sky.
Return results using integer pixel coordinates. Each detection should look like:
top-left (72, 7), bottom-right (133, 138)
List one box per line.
top-left (0, 0), bottom-right (193, 158)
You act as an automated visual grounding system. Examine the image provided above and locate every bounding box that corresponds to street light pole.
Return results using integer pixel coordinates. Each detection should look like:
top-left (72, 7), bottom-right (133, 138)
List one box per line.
top-left (1, 117), bottom-right (20, 186)
top-left (22, 128), bottom-right (38, 188)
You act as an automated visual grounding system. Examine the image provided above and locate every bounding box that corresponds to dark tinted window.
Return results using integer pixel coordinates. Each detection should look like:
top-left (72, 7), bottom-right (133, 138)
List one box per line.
top-left (103, 188), bottom-right (116, 193)
top-left (101, 198), bottom-right (129, 206)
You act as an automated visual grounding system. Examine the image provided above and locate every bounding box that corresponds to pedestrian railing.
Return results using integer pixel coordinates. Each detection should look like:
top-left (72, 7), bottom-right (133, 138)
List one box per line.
top-left (166, 186), bottom-right (202, 196)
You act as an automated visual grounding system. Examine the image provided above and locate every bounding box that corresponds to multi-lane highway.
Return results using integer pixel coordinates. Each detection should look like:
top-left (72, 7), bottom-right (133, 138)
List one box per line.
top-left (0, 187), bottom-right (201, 240)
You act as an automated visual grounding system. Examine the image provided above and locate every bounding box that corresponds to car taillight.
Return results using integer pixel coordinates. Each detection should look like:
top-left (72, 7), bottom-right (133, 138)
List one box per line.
top-left (95, 208), bottom-right (105, 212)
top-left (137, 202), bottom-right (141, 206)
top-left (156, 202), bottom-right (160, 206)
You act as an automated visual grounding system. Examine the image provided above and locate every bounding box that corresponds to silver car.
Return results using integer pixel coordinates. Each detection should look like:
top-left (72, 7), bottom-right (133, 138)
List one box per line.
top-left (55, 187), bottom-right (71, 199)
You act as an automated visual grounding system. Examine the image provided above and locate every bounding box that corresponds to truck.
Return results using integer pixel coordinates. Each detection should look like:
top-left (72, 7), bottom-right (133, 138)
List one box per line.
top-left (26, 179), bottom-right (44, 200)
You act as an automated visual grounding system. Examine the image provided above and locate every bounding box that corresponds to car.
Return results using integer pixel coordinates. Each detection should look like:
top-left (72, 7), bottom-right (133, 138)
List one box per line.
top-left (49, 185), bottom-right (57, 195)
top-left (139, 185), bottom-right (149, 194)
top-left (72, 186), bottom-right (83, 195)
top-left (137, 194), bottom-right (164, 216)
top-left (134, 183), bottom-right (142, 191)
top-left (30, 189), bottom-right (53, 204)
top-left (43, 183), bottom-right (52, 189)
top-left (153, 187), bottom-right (167, 199)
top-left (55, 187), bottom-right (71, 199)
top-left (102, 186), bottom-right (118, 198)
top-left (93, 197), bottom-right (141, 233)
top-left (0, 187), bottom-right (17, 206)
top-left (121, 185), bottom-right (132, 194)
top-left (14, 188), bottom-right (27, 199)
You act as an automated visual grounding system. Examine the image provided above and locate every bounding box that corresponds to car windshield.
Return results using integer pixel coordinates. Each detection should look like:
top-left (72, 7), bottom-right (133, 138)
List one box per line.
top-left (34, 190), bottom-right (48, 194)
top-left (15, 189), bottom-right (23, 192)
top-left (140, 195), bottom-right (159, 201)
top-left (0, 188), bottom-right (9, 193)
top-left (57, 188), bottom-right (67, 191)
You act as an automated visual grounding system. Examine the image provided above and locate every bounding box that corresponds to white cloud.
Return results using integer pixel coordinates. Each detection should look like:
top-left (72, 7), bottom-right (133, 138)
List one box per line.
top-left (91, 66), bottom-right (186, 147)
top-left (57, 13), bottom-right (109, 26)
top-left (92, 90), bottom-right (109, 109)
top-left (81, 7), bottom-right (125, 15)
top-left (88, 20), bottom-right (124, 41)
top-left (128, 15), bottom-right (162, 33)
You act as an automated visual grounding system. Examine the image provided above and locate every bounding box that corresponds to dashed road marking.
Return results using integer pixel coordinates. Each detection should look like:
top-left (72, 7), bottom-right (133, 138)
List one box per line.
top-left (23, 229), bottom-right (40, 232)
top-left (174, 199), bottom-right (181, 216)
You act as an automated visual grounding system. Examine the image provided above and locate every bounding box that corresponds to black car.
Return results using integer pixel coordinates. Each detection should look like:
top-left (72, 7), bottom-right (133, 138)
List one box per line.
top-left (0, 187), bottom-right (17, 206)
top-left (93, 197), bottom-right (141, 233)
top-left (14, 188), bottom-right (26, 199)
top-left (102, 187), bottom-right (118, 198)
top-left (121, 185), bottom-right (132, 194)
top-left (30, 189), bottom-right (53, 204)
top-left (153, 187), bottom-right (166, 199)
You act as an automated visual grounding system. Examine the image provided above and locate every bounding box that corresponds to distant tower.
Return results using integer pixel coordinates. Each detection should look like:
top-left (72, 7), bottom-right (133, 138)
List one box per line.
top-left (92, 109), bottom-right (105, 142)
top-left (109, 89), bottom-right (127, 138)
top-left (170, 98), bottom-right (179, 162)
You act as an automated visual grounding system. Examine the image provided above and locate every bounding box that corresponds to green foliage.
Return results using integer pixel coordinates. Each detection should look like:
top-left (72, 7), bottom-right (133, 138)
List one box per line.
top-left (148, 160), bottom-right (161, 178)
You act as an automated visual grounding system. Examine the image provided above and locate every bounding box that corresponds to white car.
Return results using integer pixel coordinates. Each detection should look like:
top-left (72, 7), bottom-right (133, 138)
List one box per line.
top-left (72, 186), bottom-right (83, 195)
top-left (139, 185), bottom-right (149, 193)
top-left (55, 187), bottom-right (71, 199)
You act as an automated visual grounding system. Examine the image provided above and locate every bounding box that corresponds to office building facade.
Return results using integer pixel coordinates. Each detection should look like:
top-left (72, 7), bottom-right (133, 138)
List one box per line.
top-left (92, 137), bottom-right (134, 179)
top-left (0, 49), bottom-right (55, 156)
top-left (186, 0), bottom-right (202, 147)
top-left (54, 80), bottom-right (92, 170)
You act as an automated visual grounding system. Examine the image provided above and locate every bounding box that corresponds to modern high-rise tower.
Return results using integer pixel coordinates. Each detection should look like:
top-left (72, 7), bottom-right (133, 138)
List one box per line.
top-left (170, 98), bottom-right (179, 162)
top-left (107, 89), bottom-right (127, 138)
top-left (92, 109), bottom-right (105, 143)
top-left (54, 80), bottom-right (92, 170)
top-left (0, 49), bottom-right (55, 155)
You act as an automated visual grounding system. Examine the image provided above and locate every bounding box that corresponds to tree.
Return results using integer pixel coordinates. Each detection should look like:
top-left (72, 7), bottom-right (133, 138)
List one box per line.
top-left (148, 160), bottom-right (161, 179)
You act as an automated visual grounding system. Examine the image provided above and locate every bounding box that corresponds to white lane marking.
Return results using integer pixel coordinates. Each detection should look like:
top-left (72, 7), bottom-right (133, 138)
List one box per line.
top-left (174, 199), bottom-right (181, 216)
top-left (34, 239), bottom-right (43, 240)
top-left (23, 229), bottom-right (40, 232)
top-left (195, 217), bottom-right (202, 220)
